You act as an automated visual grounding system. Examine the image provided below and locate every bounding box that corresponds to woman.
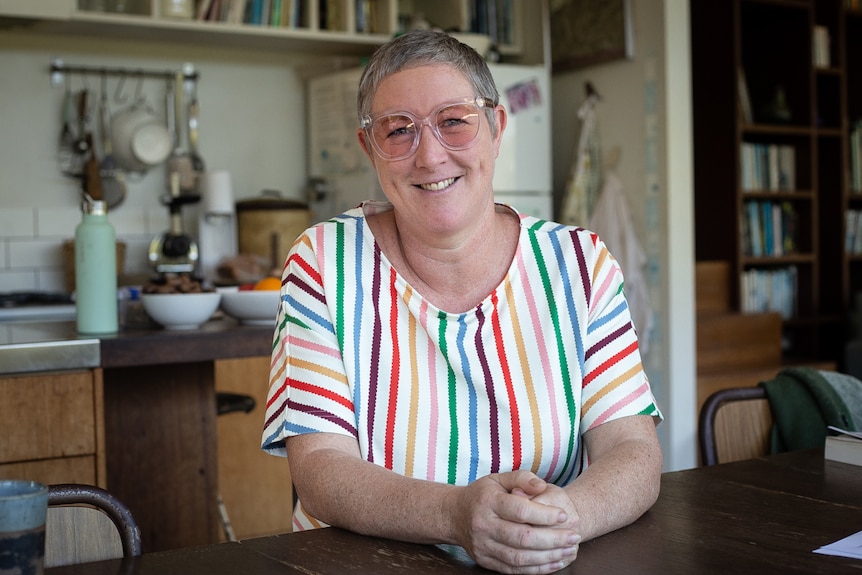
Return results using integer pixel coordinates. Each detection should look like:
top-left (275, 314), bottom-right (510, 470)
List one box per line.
top-left (262, 29), bottom-right (663, 575)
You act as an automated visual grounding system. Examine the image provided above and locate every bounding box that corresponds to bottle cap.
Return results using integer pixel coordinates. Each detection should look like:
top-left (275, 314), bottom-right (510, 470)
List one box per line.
top-left (82, 199), bottom-right (108, 215)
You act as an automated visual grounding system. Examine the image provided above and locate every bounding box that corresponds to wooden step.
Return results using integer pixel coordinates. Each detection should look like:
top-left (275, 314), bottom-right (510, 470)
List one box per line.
top-left (696, 311), bottom-right (782, 374)
top-left (696, 260), bottom-right (731, 314)
top-left (697, 367), bottom-right (782, 411)
top-left (697, 360), bottom-right (837, 412)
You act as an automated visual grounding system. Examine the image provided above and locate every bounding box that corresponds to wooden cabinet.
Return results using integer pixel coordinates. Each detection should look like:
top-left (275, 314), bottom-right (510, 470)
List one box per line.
top-left (692, 0), bottom-right (860, 365)
top-left (215, 356), bottom-right (292, 541)
top-left (0, 369), bottom-right (106, 487)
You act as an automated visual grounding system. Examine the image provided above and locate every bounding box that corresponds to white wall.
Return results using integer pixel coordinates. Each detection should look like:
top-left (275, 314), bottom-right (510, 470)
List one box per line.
top-left (550, 0), bottom-right (696, 470)
top-left (0, 30), bottom-right (312, 291)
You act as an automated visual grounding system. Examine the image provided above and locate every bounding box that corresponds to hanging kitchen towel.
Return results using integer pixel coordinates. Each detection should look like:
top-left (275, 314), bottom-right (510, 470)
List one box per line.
top-left (588, 171), bottom-right (654, 354)
top-left (561, 93), bottom-right (602, 228)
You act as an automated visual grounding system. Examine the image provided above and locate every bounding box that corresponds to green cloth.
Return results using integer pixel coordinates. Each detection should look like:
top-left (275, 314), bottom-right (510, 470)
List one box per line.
top-left (820, 370), bottom-right (862, 431)
top-left (758, 367), bottom-right (856, 454)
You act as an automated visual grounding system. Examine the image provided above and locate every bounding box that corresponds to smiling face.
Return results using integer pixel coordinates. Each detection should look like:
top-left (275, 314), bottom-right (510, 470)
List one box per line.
top-left (358, 64), bottom-right (507, 237)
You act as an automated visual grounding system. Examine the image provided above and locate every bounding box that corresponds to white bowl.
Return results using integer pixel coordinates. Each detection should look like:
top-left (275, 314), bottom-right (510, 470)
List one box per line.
top-left (219, 289), bottom-right (281, 325)
top-left (141, 292), bottom-right (222, 330)
top-left (219, 289), bottom-right (281, 326)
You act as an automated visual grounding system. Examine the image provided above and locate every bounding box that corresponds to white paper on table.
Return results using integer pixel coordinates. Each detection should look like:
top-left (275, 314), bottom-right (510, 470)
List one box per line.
top-left (814, 530), bottom-right (862, 559)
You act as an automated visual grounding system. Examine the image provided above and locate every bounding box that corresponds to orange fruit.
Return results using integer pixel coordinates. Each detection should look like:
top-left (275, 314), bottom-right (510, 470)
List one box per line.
top-left (253, 276), bottom-right (281, 291)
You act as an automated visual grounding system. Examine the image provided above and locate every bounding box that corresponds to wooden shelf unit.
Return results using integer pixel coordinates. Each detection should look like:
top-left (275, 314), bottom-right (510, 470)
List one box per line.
top-left (0, 0), bottom-right (544, 64)
top-left (692, 0), bottom-right (861, 365)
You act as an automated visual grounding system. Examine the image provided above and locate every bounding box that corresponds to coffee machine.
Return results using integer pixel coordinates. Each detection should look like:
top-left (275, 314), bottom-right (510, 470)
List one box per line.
top-left (148, 172), bottom-right (200, 273)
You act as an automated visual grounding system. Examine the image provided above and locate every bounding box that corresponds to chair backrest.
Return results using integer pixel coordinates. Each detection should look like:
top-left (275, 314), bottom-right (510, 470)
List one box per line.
top-left (46, 484), bottom-right (142, 568)
top-left (698, 386), bottom-right (772, 466)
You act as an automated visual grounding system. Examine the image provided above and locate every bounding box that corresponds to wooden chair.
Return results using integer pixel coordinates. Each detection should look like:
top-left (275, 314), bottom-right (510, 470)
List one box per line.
top-left (698, 386), bottom-right (773, 466)
top-left (46, 483), bottom-right (142, 568)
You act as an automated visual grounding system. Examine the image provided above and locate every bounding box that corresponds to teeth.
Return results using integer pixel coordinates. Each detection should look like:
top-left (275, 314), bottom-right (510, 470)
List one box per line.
top-left (419, 178), bottom-right (456, 191)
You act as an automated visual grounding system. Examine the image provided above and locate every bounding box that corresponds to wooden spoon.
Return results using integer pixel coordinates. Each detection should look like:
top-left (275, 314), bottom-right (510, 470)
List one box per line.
top-left (82, 133), bottom-right (103, 202)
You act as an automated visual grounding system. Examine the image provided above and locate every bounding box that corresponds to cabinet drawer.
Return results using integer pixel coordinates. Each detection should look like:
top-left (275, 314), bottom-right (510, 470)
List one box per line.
top-left (0, 370), bottom-right (97, 463)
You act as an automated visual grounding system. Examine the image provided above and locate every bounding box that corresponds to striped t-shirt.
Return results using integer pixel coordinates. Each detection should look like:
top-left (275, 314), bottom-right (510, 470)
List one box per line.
top-left (262, 202), bottom-right (662, 526)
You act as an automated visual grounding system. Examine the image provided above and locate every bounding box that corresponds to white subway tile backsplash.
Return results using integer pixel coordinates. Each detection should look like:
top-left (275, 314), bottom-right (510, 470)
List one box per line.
top-left (36, 207), bottom-right (81, 239)
top-left (0, 270), bottom-right (37, 292)
top-left (0, 208), bottom-right (36, 238)
top-left (123, 237), bottom-right (157, 277)
top-left (109, 206), bottom-right (150, 236)
top-left (38, 268), bottom-right (67, 293)
top-left (9, 238), bottom-right (66, 268)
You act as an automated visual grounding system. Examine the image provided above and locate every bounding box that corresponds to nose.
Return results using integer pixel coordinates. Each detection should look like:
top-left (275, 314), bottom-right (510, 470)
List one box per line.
top-left (413, 122), bottom-right (447, 166)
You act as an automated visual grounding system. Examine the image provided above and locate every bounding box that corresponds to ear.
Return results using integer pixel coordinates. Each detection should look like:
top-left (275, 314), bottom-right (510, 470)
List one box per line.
top-left (357, 129), bottom-right (377, 167)
top-left (492, 105), bottom-right (507, 158)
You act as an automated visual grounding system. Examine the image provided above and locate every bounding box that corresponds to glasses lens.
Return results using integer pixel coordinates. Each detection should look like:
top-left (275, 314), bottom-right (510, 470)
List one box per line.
top-left (371, 114), bottom-right (416, 159)
top-left (435, 103), bottom-right (481, 148)
top-left (368, 101), bottom-right (485, 160)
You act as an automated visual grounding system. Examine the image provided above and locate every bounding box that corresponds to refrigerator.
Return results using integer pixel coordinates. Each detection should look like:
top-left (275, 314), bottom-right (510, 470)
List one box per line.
top-left (307, 63), bottom-right (553, 222)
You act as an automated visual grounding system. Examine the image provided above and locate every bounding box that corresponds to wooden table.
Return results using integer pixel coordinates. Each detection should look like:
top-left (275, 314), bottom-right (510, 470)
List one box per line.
top-left (46, 449), bottom-right (862, 574)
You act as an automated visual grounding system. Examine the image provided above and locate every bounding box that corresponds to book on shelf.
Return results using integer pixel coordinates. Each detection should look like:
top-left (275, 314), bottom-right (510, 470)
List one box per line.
top-left (852, 120), bottom-right (862, 194)
top-left (825, 426), bottom-right (862, 467)
top-left (855, 209), bottom-right (862, 255)
top-left (762, 201), bottom-right (774, 256)
top-left (812, 25), bottom-right (830, 68)
top-left (740, 266), bottom-right (797, 319)
top-left (847, 210), bottom-right (859, 254)
top-left (747, 200), bottom-right (763, 257)
top-left (737, 67), bottom-right (753, 124)
top-left (781, 201), bottom-right (797, 254)
top-left (740, 143), bottom-right (795, 192)
top-left (743, 200), bottom-right (797, 257)
top-left (196, 0), bottom-right (299, 27)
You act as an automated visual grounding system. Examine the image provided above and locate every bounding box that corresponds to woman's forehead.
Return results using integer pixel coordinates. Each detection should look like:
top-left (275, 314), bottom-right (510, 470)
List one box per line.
top-left (372, 64), bottom-right (472, 112)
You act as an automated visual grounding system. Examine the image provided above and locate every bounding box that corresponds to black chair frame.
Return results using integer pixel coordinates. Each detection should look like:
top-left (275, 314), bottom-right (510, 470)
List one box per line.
top-left (698, 386), bottom-right (768, 466)
top-left (48, 483), bottom-right (143, 558)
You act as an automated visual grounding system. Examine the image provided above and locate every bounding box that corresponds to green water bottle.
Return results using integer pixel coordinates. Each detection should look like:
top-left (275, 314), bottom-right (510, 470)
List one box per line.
top-left (75, 199), bottom-right (118, 334)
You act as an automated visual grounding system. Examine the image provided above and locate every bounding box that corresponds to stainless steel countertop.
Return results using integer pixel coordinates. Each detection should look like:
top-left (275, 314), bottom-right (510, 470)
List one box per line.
top-left (0, 313), bottom-right (274, 375)
top-left (0, 318), bottom-right (100, 374)
top-left (0, 338), bottom-right (100, 374)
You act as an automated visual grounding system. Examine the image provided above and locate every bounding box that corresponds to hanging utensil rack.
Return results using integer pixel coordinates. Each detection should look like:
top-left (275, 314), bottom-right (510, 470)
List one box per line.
top-left (49, 58), bottom-right (199, 87)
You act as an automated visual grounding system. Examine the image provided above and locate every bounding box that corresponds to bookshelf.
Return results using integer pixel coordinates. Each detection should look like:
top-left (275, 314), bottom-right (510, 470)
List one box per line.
top-left (692, 0), bottom-right (861, 365)
top-left (0, 1), bottom-right (543, 64)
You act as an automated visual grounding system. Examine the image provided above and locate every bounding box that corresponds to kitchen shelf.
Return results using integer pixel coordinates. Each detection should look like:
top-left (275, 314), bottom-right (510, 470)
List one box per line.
top-left (0, 0), bottom-right (544, 63)
top-left (0, 0), bottom-right (398, 57)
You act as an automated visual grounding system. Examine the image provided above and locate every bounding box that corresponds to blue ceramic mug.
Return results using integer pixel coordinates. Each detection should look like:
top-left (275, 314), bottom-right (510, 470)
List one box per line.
top-left (0, 480), bottom-right (49, 575)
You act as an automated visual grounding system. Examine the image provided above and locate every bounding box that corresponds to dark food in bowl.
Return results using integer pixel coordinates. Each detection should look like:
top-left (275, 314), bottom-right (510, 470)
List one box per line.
top-left (142, 273), bottom-right (213, 294)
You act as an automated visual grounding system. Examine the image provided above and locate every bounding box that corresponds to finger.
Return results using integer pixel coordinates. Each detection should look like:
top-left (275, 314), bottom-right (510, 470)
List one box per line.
top-left (495, 490), bottom-right (568, 527)
top-left (474, 534), bottom-right (580, 574)
top-left (494, 470), bottom-right (548, 497)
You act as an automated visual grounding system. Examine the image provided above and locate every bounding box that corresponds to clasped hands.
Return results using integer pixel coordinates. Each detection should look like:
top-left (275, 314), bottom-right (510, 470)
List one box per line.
top-left (451, 470), bottom-right (581, 574)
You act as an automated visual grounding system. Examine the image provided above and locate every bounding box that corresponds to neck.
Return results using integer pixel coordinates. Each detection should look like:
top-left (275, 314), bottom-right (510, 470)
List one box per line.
top-left (388, 205), bottom-right (519, 312)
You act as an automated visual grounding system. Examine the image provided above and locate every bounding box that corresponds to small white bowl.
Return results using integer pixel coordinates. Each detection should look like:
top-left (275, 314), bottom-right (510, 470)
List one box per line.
top-left (141, 292), bottom-right (221, 330)
top-left (219, 289), bottom-right (281, 326)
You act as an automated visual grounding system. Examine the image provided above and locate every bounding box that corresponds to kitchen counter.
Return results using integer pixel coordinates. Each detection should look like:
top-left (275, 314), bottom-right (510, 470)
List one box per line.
top-left (0, 316), bottom-right (277, 551)
top-left (0, 316), bottom-right (273, 374)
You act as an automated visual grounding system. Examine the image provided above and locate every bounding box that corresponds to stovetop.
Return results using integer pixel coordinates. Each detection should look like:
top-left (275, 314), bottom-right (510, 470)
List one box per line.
top-left (0, 292), bottom-right (76, 322)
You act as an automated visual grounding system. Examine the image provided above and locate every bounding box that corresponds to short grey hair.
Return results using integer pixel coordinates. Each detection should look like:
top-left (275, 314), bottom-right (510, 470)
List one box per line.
top-left (357, 29), bottom-right (500, 136)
